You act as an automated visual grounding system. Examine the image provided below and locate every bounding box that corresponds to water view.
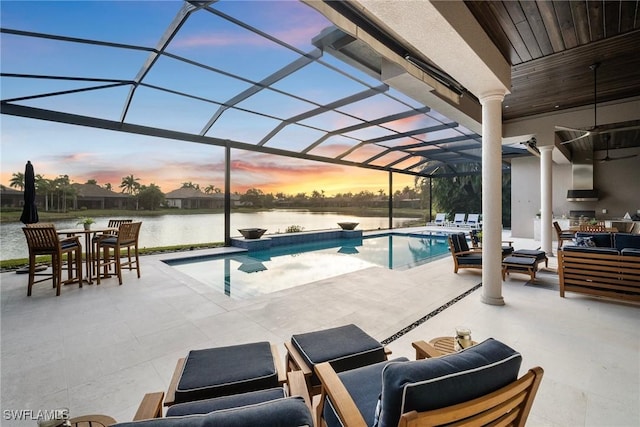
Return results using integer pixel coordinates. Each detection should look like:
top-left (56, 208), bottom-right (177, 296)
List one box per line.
top-left (1, 210), bottom-right (418, 261)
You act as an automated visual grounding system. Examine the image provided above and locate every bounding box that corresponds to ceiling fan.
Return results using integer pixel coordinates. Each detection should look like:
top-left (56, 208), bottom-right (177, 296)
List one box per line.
top-left (557, 63), bottom-right (640, 144)
top-left (589, 134), bottom-right (638, 163)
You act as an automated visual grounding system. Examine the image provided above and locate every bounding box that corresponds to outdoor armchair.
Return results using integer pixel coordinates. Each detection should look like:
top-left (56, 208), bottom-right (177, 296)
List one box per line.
top-left (553, 221), bottom-right (575, 251)
top-left (314, 338), bottom-right (543, 427)
top-left (448, 232), bottom-right (482, 273)
top-left (70, 371), bottom-right (313, 427)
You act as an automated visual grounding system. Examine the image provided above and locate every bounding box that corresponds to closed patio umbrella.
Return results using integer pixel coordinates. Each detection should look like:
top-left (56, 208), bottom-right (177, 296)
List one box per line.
top-left (20, 160), bottom-right (39, 224)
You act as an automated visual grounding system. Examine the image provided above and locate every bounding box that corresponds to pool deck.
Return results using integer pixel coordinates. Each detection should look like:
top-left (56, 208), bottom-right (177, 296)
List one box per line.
top-left (1, 226), bottom-right (638, 426)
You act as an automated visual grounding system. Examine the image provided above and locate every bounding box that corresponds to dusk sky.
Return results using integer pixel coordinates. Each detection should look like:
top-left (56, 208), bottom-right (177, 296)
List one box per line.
top-left (1, 1), bottom-right (429, 195)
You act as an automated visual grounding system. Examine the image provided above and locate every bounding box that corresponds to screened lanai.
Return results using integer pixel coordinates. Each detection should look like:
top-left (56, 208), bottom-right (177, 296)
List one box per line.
top-left (1, 0), bottom-right (530, 220)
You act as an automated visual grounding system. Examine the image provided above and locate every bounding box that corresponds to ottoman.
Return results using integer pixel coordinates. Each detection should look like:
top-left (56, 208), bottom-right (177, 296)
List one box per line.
top-left (512, 249), bottom-right (548, 268)
top-left (285, 324), bottom-right (386, 395)
top-left (502, 256), bottom-right (538, 281)
top-left (172, 341), bottom-right (280, 404)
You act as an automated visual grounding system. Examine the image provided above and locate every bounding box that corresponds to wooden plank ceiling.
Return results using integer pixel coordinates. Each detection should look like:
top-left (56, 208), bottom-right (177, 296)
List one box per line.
top-left (465, 1), bottom-right (640, 152)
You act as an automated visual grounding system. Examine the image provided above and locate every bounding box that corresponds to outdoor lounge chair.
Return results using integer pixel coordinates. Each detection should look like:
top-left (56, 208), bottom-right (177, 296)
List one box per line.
top-left (469, 229), bottom-right (515, 258)
top-left (70, 371), bottom-right (313, 427)
top-left (429, 213), bottom-right (446, 226)
top-left (284, 323), bottom-right (389, 397)
top-left (452, 213), bottom-right (466, 227)
top-left (448, 232), bottom-right (483, 273)
top-left (164, 341), bottom-right (286, 407)
top-left (314, 338), bottom-right (543, 427)
top-left (465, 213), bottom-right (481, 228)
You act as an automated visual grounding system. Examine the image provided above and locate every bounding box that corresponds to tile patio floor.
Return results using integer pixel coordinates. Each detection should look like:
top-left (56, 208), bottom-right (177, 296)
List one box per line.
top-left (1, 227), bottom-right (638, 426)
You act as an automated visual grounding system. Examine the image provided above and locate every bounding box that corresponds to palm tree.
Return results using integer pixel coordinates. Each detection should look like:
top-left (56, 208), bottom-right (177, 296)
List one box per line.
top-left (204, 184), bottom-right (220, 194)
top-left (120, 175), bottom-right (140, 210)
top-left (35, 175), bottom-right (52, 211)
top-left (9, 172), bottom-right (24, 191)
top-left (181, 181), bottom-right (200, 190)
top-left (120, 175), bottom-right (140, 195)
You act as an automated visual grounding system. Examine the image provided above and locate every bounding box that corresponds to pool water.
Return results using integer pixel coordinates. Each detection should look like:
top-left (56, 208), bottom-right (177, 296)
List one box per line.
top-left (165, 233), bottom-right (450, 299)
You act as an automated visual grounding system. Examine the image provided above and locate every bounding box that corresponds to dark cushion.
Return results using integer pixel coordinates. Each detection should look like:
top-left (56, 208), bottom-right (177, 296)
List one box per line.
top-left (614, 233), bottom-right (640, 251)
top-left (512, 249), bottom-right (546, 261)
top-left (166, 387), bottom-right (285, 416)
top-left (323, 358), bottom-right (409, 427)
top-left (457, 253), bottom-right (482, 265)
top-left (60, 240), bottom-right (79, 250)
top-left (561, 246), bottom-right (620, 256)
top-left (502, 246), bottom-right (515, 256)
top-left (113, 396), bottom-right (313, 427)
top-left (621, 248), bottom-right (640, 257)
top-left (291, 324), bottom-right (386, 387)
top-left (450, 233), bottom-right (470, 253)
top-left (503, 256), bottom-right (536, 267)
top-left (378, 338), bottom-right (522, 427)
top-left (575, 232), bottom-right (613, 248)
top-left (175, 342), bottom-right (278, 404)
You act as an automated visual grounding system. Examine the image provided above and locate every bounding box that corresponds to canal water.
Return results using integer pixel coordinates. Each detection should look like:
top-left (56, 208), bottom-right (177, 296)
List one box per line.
top-left (1, 210), bottom-right (418, 260)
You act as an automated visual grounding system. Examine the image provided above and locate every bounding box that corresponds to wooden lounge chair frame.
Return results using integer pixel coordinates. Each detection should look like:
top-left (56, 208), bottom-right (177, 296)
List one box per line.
top-left (69, 370), bottom-right (311, 425)
top-left (315, 341), bottom-right (544, 427)
top-left (553, 221), bottom-right (575, 251)
top-left (448, 234), bottom-right (483, 273)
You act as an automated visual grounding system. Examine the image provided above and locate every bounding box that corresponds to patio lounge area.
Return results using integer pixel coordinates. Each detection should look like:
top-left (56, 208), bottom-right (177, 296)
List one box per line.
top-left (1, 227), bottom-right (638, 426)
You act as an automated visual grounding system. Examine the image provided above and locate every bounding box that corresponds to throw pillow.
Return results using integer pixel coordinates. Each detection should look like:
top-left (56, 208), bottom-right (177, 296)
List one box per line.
top-left (574, 236), bottom-right (595, 247)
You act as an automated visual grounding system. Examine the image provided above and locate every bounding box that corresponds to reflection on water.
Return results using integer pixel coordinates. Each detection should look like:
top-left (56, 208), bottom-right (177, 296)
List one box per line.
top-left (167, 233), bottom-right (450, 299)
top-left (0, 210), bottom-right (416, 260)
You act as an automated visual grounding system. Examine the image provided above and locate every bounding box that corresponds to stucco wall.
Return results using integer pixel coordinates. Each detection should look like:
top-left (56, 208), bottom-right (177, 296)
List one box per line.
top-left (511, 147), bottom-right (640, 238)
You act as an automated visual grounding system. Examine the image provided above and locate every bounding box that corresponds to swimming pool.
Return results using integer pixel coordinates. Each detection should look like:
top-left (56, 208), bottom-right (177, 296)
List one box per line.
top-left (165, 232), bottom-right (451, 299)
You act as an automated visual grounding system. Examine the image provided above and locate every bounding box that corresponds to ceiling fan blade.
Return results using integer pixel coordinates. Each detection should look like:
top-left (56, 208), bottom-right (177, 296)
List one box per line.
top-left (555, 125), bottom-right (585, 132)
top-left (599, 154), bottom-right (638, 163)
top-left (597, 125), bottom-right (640, 134)
top-left (560, 131), bottom-right (592, 144)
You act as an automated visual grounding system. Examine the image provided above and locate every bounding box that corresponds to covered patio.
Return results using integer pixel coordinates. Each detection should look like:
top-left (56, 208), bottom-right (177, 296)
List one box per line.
top-left (1, 228), bottom-right (638, 425)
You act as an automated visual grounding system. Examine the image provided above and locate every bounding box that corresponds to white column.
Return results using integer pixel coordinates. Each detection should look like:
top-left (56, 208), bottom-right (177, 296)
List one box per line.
top-left (480, 91), bottom-right (506, 306)
top-left (539, 145), bottom-right (554, 256)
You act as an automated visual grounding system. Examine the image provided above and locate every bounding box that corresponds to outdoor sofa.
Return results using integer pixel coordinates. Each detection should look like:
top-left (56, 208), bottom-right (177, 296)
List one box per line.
top-left (558, 232), bottom-right (640, 302)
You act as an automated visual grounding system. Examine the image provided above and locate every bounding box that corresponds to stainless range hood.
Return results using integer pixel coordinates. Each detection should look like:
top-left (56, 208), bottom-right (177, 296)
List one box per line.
top-left (567, 154), bottom-right (599, 202)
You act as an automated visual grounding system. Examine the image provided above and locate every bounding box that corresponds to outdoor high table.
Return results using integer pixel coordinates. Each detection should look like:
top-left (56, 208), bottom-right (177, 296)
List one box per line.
top-left (57, 227), bottom-right (117, 284)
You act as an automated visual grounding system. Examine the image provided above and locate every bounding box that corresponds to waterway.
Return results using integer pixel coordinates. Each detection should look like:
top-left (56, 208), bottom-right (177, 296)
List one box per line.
top-left (1, 210), bottom-right (418, 260)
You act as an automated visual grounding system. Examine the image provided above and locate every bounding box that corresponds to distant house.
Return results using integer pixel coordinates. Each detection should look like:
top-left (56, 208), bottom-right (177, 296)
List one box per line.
top-left (0, 185), bottom-right (24, 208)
top-left (165, 188), bottom-right (239, 209)
top-left (72, 183), bottom-right (131, 209)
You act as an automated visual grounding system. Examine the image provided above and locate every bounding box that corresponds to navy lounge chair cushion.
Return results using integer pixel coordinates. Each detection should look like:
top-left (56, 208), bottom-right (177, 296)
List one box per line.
top-left (166, 387), bottom-right (286, 416)
top-left (512, 249), bottom-right (546, 261)
top-left (175, 342), bottom-right (278, 404)
top-left (323, 358), bottom-right (409, 427)
top-left (562, 246), bottom-right (620, 256)
top-left (377, 338), bottom-right (522, 427)
top-left (450, 233), bottom-right (470, 253)
top-left (113, 396), bottom-right (313, 427)
top-left (621, 248), bottom-right (640, 257)
top-left (503, 256), bottom-right (536, 267)
top-left (457, 253), bottom-right (482, 265)
top-left (291, 324), bottom-right (386, 386)
top-left (614, 233), bottom-right (640, 251)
